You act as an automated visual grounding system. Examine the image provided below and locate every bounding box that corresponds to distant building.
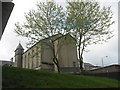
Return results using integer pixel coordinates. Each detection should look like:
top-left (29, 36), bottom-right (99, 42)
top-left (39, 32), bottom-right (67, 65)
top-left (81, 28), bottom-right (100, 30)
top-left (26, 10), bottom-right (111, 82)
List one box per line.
top-left (83, 62), bottom-right (101, 71)
top-left (14, 33), bottom-right (79, 72)
top-left (89, 64), bottom-right (120, 73)
top-left (0, 60), bottom-right (13, 66)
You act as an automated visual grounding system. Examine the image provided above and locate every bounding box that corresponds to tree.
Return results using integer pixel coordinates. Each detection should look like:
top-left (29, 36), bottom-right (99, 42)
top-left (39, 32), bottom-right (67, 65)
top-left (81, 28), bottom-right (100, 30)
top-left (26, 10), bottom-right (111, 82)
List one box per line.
top-left (66, 0), bottom-right (114, 72)
top-left (14, 1), bottom-right (66, 72)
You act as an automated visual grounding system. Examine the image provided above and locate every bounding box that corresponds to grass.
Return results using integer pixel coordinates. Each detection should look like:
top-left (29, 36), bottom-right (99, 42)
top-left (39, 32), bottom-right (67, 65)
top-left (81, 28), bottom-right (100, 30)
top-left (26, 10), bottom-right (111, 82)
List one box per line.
top-left (2, 66), bottom-right (119, 88)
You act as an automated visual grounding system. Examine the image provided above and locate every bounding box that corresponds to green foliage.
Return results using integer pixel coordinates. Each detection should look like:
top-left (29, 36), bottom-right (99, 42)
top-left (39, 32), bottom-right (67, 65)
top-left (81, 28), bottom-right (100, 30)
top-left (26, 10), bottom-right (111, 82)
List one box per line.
top-left (66, 0), bottom-right (115, 71)
top-left (66, 1), bottom-right (114, 45)
top-left (2, 66), bottom-right (119, 88)
top-left (14, 1), bottom-right (66, 47)
top-left (14, 1), bottom-right (67, 72)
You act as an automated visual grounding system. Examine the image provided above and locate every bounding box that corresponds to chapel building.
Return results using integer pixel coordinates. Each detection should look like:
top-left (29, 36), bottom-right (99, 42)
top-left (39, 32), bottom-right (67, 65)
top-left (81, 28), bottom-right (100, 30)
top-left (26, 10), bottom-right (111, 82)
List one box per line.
top-left (14, 33), bottom-right (79, 72)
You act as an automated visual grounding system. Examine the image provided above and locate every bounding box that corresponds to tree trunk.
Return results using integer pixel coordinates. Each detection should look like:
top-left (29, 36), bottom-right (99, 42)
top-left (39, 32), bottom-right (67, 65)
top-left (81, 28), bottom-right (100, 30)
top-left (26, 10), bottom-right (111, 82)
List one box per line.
top-left (51, 41), bottom-right (60, 73)
top-left (78, 45), bottom-right (83, 72)
top-left (56, 60), bottom-right (60, 73)
top-left (53, 57), bottom-right (60, 73)
top-left (80, 41), bottom-right (85, 72)
top-left (78, 33), bottom-right (83, 72)
top-left (80, 56), bottom-right (83, 72)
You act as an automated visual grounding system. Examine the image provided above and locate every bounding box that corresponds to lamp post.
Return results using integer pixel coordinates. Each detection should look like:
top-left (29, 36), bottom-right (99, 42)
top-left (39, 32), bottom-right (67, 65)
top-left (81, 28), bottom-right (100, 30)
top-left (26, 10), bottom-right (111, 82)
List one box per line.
top-left (101, 56), bottom-right (108, 67)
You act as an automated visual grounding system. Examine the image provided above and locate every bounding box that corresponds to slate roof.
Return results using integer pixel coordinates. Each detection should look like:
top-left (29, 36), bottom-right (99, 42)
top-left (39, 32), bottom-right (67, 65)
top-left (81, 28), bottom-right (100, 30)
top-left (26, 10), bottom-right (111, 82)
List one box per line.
top-left (23, 33), bottom-right (76, 54)
top-left (84, 63), bottom-right (95, 67)
top-left (15, 43), bottom-right (24, 51)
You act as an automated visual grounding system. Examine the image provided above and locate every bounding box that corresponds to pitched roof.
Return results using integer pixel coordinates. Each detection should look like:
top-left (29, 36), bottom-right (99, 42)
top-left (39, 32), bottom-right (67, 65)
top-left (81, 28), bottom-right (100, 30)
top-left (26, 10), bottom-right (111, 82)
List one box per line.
top-left (23, 33), bottom-right (76, 54)
top-left (84, 62), bottom-right (95, 67)
top-left (15, 43), bottom-right (24, 51)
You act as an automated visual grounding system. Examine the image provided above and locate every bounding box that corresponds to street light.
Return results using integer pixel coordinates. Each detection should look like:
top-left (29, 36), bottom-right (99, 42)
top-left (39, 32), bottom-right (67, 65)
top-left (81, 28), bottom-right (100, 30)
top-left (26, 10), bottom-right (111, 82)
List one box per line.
top-left (101, 56), bottom-right (108, 67)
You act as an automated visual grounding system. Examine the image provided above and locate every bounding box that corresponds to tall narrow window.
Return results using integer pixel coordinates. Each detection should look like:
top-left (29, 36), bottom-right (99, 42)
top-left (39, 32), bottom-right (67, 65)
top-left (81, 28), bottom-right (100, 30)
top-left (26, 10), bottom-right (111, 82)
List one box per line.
top-left (36, 46), bottom-right (39, 67)
top-left (73, 61), bottom-right (76, 67)
top-left (24, 55), bottom-right (26, 68)
top-left (36, 59), bottom-right (38, 68)
top-left (28, 52), bottom-right (30, 69)
top-left (32, 49), bottom-right (34, 68)
top-left (32, 60), bottom-right (34, 68)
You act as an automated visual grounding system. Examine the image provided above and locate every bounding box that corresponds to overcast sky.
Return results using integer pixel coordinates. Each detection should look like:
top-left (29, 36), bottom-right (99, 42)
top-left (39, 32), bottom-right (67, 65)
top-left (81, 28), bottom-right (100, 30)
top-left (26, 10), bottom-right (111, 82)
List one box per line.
top-left (0, 0), bottom-right (119, 67)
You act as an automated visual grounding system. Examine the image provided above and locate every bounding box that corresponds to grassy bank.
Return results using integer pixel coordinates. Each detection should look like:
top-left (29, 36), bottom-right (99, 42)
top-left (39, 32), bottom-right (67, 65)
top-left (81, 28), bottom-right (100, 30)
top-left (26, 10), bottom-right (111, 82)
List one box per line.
top-left (2, 66), bottom-right (119, 88)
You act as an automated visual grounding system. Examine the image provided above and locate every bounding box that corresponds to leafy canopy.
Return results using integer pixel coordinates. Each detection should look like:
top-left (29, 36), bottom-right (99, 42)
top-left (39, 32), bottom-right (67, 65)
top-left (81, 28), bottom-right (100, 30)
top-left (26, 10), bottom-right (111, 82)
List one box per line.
top-left (66, 1), bottom-right (114, 46)
top-left (15, 1), bottom-right (66, 47)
